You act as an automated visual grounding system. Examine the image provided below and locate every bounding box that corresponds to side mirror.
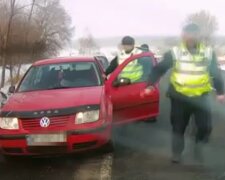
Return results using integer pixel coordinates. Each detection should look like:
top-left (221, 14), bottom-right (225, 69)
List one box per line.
top-left (0, 91), bottom-right (7, 107)
top-left (8, 86), bottom-right (16, 94)
top-left (113, 77), bottom-right (131, 87)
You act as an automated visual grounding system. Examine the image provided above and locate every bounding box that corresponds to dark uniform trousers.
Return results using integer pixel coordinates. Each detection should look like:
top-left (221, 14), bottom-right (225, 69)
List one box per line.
top-left (170, 94), bottom-right (212, 155)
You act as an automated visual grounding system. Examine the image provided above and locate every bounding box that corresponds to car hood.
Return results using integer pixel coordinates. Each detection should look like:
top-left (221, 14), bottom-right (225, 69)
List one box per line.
top-left (2, 86), bottom-right (103, 112)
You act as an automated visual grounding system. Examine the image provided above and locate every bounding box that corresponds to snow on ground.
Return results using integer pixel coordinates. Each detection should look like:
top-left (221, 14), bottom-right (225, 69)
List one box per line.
top-left (100, 47), bottom-right (117, 61)
top-left (59, 48), bottom-right (118, 62)
top-left (0, 64), bottom-right (31, 93)
top-left (0, 67), bottom-right (10, 93)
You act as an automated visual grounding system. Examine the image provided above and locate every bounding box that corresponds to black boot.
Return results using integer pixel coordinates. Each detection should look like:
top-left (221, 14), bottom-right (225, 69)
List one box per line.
top-left (172, 133), bottom-right (184, 164)
top-left (194, 142), bottom-right (204, 164)
top-left (172, 153), bottom-right (182, 164)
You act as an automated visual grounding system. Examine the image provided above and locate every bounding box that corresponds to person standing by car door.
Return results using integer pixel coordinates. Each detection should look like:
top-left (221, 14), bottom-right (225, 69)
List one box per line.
top-left (139, 44), bottom-right (150, 52)
top-left (105, 36), bottom-right (142, 75)
top-left (142, 23), bottom-right (225, 163)
top-left (138, 44), bottom-right (154, 81)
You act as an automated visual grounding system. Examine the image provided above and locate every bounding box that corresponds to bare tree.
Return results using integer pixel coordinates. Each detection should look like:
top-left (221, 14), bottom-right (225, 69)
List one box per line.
top-left (13, 0), bottom-right (36, 82)
top-left (32, 0), bottom-right (73, 58)
top-left (186, 10), bottom-right (218, 43)
top-left (0, 0), bottom-right (17, 88)
top-left (78, 34), bottom-right (99, 55)
top-left (0, 0), bottom-right (73, 87)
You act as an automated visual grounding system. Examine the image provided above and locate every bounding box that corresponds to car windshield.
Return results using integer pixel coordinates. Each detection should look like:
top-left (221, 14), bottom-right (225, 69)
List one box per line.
top-left (18, 62), bottom-right (102, 92)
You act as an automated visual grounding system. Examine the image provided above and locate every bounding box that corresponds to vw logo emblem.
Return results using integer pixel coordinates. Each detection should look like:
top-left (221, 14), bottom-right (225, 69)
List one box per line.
top-left (40, 117), bottom-right (50, 128)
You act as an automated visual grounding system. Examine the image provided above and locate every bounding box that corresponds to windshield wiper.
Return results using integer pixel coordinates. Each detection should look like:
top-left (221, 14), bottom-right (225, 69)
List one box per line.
top-left (47, 86), bottom-right (72, 90)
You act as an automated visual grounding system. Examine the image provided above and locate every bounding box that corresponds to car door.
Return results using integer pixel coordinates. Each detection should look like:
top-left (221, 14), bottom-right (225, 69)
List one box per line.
top-left (105, 52), bottom-right (160, 125)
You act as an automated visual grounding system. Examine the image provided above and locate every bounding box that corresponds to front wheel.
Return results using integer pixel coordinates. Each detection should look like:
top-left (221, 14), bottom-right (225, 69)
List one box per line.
top-left (3, 155), bottom-right (24, 162)
top-left (101, 123), bottom-right (126, 153)
top-left (144, 117), bottom-right (158, 123)
top-left (101, 140), bottom-right (114, 153)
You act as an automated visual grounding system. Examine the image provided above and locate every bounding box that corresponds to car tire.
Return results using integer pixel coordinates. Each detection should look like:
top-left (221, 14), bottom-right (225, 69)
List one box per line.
top-left (3, 155), bottom-right (20, 162)
top-left (101, 127), bottom-right (117, 154)
top-left (144, 117), bottom-right (158, 123)
top-left (102, 140), bottom-right (114, 153)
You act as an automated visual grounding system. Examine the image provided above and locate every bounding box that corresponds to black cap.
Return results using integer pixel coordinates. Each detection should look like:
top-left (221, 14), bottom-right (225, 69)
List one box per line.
top-left (183, 23), bottom-right (200, 33)
top-left (141, 44), bottom-right (149, 50)
top-left (121, 36), bottom-right (135, 45)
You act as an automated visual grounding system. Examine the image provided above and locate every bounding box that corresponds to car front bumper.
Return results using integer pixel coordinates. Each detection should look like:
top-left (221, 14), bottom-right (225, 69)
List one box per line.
top-left (0, 124), bottom-right (111, 156)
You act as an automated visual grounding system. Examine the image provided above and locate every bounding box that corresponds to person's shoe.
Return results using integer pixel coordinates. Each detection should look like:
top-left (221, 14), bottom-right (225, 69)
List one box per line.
top-left (194, 143), bottom-right (205, 164)
top-left (171, 154), bottom-right (181, 164)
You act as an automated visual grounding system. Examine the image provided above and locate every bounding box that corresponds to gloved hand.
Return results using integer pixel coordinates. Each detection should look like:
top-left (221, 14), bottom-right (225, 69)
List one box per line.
top-left (217, 95), bottom-right (225, 103)
top-left (102, 74), bottom-right (107, 80)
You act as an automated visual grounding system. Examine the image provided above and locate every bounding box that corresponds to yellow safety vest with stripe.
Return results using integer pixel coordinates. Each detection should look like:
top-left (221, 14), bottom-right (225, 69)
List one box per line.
top-left (118, 47), bottom-right (143, 83)
top-left (170, 43), bottom-right (213, 97)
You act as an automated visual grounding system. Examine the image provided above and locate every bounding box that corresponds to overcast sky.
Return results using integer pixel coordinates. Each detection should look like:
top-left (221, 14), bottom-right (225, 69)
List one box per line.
top-left (61, 0), bottom-right (225, 38)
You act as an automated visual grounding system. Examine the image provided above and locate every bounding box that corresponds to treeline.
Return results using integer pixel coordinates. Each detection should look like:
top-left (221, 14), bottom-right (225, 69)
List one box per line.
top-left (0, 0), bottom-right (73, 87)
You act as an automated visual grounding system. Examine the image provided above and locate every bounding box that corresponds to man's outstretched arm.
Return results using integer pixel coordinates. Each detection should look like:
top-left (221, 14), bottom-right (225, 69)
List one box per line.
top-left (147, 51), bottom-right (173, 86)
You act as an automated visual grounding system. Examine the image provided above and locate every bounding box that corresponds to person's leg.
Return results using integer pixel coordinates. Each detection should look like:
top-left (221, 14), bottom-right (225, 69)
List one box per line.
top-left (194, 95), bottom-right (212, 143)
top-left (170, 98), bottom-right (191, 163)
top-left (193, 95), bottom-right (212, 162)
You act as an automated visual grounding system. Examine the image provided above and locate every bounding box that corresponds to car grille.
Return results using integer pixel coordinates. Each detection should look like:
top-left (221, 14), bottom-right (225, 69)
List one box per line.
top-left (21, 116), bottom-right (70, 130)
top-left (27, 146), bottom-right (67, 154)
top-left (3, 148), bottom-right (23, 154)
top-left (72, 141), bottom-right (97, 150)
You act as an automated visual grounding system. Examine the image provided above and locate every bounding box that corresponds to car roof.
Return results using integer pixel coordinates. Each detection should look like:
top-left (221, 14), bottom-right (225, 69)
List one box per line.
top-left (33, 56), bottom-right (97, 66)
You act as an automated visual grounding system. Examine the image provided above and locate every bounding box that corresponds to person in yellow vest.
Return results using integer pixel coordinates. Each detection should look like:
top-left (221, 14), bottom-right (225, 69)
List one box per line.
top-left (105, 36), bottom-right (143, 83)
top-left (142, 23), bottom-right (225, 163)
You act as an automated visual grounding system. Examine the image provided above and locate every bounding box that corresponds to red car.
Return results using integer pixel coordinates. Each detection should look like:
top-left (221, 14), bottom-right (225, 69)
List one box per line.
top-left (0, 52), bottom-right (159, 156)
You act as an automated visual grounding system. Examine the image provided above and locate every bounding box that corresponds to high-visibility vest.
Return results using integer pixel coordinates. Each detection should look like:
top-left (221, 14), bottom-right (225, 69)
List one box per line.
top-left (170, 43), bottom-right (213, 97)
top-left (119, 60), bottom-right (143, 83)
top-left (117, 47), bottom-right (142, 65)
top-left (117, 47), bottom-right (143, 83)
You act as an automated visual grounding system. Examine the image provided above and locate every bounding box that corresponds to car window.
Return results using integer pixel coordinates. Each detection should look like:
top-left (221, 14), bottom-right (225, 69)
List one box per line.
top-left (96, 56), bottom-right (109, 71)
top-left (118, 56), bottom-right (154, 84)
top-left (18, 62), bottom-right (102, 92)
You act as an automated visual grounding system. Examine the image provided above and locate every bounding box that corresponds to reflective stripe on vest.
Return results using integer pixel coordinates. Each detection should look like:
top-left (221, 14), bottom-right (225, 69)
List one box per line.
top-left (174, 69), bottom-right (206, 75)
top-left (174, 81), bottom-right (210, 88)
top-left (170, 43), bottom-right (213, 97)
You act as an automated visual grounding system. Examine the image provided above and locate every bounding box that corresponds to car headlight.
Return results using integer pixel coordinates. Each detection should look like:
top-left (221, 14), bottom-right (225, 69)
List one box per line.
top-left (75, 110), bottom-right (100, 124)
top-left (0, 117), bottom-right (19, 130)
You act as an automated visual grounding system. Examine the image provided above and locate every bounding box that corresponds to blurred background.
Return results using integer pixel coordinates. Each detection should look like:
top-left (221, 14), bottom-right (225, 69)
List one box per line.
top-left (1, 0), bottom-right (225, 90)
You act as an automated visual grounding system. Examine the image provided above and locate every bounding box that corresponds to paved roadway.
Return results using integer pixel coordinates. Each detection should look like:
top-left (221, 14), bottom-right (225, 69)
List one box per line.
top-left (1, 73), bottom-right (225, 180)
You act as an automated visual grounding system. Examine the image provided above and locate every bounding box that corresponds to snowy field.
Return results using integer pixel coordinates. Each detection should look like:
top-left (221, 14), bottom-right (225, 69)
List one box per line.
top-left (59, 47), bottom-right (117, 62)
